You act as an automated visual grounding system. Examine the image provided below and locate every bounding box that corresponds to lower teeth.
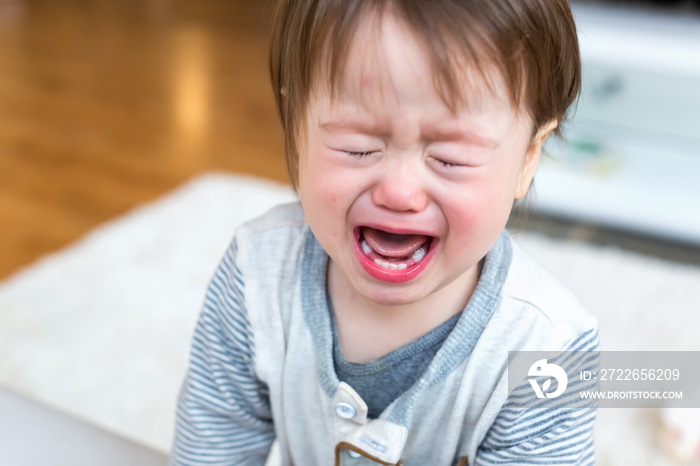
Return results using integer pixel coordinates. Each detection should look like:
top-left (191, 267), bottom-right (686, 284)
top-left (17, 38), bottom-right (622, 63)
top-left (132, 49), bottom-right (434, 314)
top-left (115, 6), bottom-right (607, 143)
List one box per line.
top-left (412, 248), bottom-right (425, 262)
top-left (373, 259), bottom-right (408, 270)
top-left (361, 240), bottom-right (426, 270)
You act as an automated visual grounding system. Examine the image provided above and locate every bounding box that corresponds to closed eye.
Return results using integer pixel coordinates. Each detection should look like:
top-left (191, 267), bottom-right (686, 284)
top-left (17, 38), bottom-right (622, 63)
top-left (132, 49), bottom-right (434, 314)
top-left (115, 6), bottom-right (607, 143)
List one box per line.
top-left (345, 150), bottom-right (377, 157)
top-left (431, 157), bottom-right (463, 168)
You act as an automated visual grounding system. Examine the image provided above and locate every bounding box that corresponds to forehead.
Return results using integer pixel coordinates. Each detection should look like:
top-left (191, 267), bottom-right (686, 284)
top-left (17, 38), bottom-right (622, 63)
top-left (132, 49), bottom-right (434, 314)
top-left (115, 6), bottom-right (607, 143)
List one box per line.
top-left (311, 10), bottom-right (519, 123)
top-left (306, 12), bottom-right (535, 147)
top-left (312, 8), bottom-right (518, 119)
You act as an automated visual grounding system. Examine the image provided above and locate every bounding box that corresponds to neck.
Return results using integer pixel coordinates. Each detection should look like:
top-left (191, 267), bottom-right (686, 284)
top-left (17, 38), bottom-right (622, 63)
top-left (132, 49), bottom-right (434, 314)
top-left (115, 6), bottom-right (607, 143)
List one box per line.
top-left (327, 261), bottom-right (480, 363)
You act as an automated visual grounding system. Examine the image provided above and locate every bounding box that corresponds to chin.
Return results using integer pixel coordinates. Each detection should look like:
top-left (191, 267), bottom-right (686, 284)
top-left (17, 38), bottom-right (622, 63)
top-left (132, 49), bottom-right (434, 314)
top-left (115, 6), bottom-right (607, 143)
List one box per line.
top-left (359, 283), bottom-right (426, 308)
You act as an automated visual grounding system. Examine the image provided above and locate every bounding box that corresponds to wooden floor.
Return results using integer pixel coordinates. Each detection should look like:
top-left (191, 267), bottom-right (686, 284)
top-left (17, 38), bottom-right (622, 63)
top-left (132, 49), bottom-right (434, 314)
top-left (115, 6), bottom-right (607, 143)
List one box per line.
top-left (0, 0), bottom-right (288, 280)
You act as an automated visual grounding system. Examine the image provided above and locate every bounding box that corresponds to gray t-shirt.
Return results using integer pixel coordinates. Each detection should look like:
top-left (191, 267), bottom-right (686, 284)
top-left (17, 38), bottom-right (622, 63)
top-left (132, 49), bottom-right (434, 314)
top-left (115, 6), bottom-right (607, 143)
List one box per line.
top-left (330, 300), bottom-right (461, 419)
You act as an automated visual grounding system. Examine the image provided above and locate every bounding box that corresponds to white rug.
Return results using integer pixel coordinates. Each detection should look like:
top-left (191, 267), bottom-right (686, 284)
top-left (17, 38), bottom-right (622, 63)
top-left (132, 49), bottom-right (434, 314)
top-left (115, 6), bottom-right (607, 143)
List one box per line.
top-left (0, 172), bottom-right (698, 465)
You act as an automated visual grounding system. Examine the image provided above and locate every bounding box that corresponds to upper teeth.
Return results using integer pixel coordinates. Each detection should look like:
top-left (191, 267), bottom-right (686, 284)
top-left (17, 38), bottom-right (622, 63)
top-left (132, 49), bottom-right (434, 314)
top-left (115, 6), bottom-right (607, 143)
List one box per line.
top-left (361, 240), bottom-right (372, 255)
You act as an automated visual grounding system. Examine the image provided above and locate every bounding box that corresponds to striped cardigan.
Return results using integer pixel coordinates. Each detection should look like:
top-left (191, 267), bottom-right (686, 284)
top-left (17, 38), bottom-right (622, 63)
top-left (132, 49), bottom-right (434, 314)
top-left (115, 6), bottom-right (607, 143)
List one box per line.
top-left (171, 202), bottom-right (599, 465)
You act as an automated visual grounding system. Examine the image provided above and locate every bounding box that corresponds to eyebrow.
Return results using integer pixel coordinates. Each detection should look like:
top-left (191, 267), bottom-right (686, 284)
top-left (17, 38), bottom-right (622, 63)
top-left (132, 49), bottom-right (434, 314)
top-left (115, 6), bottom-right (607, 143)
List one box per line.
top-left (319, 119), bottom-right (391, 137)
top-left (319, 119), bottom-right (499, 148)
top-left (422, 125), bottom-right (499, 149)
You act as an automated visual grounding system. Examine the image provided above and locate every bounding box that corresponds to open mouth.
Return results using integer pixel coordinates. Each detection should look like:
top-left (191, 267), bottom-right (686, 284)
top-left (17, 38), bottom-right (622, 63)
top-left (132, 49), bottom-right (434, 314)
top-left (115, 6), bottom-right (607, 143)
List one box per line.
top-left (354, 226), bottom-right (436, 283)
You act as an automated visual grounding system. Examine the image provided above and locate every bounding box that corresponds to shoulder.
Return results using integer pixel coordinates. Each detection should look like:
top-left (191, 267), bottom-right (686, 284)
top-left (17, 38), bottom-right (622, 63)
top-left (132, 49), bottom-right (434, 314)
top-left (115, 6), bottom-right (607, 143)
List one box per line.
top-left (233, 201), bottom-right (308, 264)
top-left (208, 201), bottom-right (309, 320)
top-left (493, 235), bottom-right (598, 350)
top-left (235, 201), bottom-right (306, 242)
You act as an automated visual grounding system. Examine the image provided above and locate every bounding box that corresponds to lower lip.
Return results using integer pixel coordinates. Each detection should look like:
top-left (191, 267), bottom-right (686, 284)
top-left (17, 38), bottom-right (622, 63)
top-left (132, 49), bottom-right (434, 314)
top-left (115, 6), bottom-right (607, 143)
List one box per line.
top-left (352, 229), bottom-right (437, 284)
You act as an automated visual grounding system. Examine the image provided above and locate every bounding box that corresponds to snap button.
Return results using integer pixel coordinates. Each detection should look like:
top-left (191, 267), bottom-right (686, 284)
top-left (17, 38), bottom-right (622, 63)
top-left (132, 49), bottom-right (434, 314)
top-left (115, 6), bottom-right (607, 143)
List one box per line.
top-left (348, 450), bottom-right (362, 458)
top-left (335, 402), bottom-right (356, 419)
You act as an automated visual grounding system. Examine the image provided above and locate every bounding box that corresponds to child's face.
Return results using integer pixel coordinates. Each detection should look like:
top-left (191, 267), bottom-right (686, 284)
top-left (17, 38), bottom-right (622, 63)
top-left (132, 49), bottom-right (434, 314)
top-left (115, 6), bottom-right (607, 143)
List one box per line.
top-left (298, 13), bottom-right (551, 308)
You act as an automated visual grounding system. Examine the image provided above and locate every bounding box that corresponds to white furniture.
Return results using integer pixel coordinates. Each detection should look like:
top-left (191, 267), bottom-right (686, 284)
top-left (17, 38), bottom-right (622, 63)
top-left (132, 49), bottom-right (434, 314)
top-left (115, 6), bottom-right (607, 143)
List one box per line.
top-left (535, 3), bottom-right (700, 245)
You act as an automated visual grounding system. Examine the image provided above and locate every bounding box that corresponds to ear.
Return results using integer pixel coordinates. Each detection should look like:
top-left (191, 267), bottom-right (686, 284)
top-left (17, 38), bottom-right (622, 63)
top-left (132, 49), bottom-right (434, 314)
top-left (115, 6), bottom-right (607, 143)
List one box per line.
top-left (515, 119), bottom-right (557, 199)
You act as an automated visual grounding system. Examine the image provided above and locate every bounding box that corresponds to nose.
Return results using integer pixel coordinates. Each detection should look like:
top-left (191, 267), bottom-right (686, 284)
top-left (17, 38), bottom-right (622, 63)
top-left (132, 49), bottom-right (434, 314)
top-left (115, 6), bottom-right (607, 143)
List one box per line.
top-left (371, 162), bottom-right (428, 213)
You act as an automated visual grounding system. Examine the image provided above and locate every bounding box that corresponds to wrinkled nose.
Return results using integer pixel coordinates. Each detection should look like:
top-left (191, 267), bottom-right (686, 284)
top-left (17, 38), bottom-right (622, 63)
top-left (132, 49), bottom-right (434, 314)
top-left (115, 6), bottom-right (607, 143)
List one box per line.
top-left (371, 163), bottom-right (428, 213)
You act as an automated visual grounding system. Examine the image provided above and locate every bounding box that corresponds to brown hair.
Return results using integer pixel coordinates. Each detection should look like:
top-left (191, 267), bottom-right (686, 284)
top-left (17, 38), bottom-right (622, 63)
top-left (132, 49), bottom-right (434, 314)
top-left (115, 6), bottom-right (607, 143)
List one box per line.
top-left (270, 0), bottom-right (581, 188)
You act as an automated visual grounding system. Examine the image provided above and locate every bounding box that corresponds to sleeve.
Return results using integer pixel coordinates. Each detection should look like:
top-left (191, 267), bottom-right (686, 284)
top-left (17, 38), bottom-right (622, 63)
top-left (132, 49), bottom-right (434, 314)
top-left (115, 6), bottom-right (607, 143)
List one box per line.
top-left (475, 328), bottom-right (600, 465)
top-left (170, 240), bottom-right (275, 466)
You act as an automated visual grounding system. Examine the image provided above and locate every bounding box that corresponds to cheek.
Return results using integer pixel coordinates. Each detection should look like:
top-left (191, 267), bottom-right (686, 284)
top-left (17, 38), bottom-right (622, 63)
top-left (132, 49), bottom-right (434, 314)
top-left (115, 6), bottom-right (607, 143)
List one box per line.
top-left (300, 149), bottom-right (342, 208)
top-left (298, 149), bottom-right (351, 247)
top-left (440, 171), bottom-right (516, 239)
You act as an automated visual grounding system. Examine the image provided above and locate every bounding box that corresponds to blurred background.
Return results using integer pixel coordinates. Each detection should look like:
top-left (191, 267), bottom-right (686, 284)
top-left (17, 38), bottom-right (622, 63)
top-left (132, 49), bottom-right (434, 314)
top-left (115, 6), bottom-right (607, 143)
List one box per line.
top-left (0, 0), bottom-right (286, 282)
top-left (0, 0), bottom-right (699, 465)
top-left (532, 0), bottom-right (700, 261)
top-left (2, 0), bottom-right (699, 281)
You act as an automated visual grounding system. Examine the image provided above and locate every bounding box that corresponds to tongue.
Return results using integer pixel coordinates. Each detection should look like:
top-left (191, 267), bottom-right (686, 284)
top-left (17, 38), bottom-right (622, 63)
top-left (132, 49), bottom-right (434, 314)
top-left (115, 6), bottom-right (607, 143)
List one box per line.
top-left (362, 227), bottom-right (429, 258)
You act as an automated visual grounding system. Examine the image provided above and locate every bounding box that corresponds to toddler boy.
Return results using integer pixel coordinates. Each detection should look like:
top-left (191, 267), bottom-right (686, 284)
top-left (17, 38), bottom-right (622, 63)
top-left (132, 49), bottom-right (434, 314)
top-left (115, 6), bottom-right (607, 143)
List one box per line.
top-left (171, 0), bottom-right (599, 464)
